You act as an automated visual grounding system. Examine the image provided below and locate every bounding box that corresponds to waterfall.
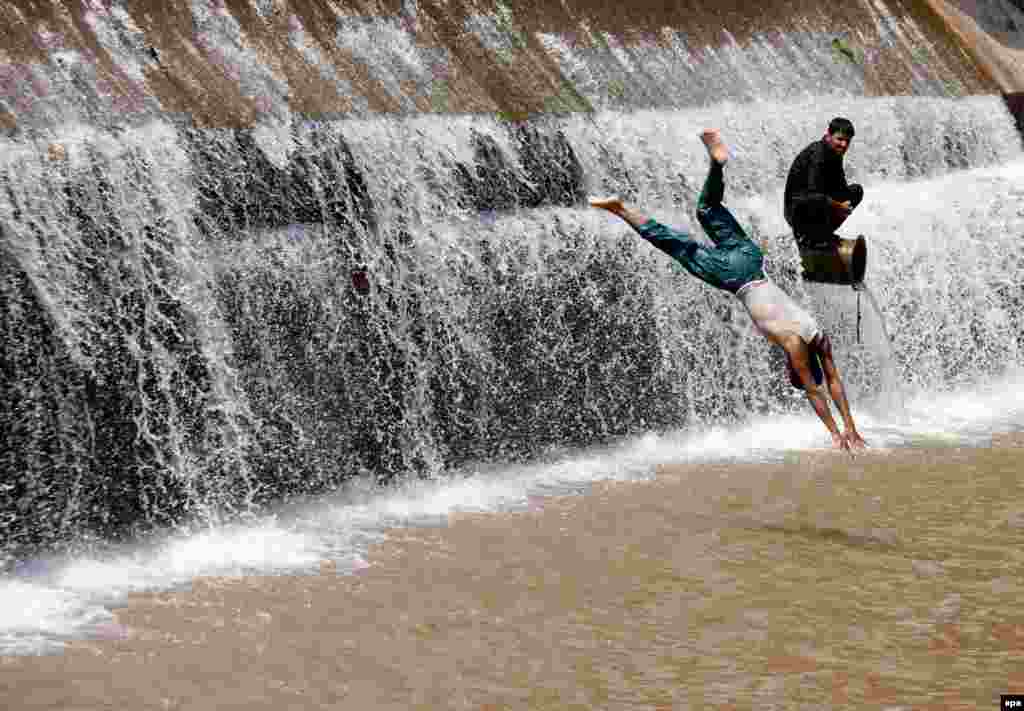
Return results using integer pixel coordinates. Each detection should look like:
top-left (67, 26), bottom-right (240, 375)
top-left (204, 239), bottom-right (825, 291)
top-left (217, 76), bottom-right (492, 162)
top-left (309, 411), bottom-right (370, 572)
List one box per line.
top-left (2, 0), bottom-right (1022, 553)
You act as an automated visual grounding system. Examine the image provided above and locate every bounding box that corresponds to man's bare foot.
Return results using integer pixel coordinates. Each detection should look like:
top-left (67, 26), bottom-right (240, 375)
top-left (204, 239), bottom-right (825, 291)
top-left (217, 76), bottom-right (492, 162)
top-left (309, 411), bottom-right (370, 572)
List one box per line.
top-left (588, 195), bottom-right (624, 212)
top-left (700, 129), bottom-right (729, 165)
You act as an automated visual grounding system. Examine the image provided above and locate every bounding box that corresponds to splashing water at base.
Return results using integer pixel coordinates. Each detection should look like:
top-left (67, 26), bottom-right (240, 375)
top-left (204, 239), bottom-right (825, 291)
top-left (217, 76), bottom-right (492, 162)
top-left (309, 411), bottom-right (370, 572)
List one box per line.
top-left (1, 366), bottom-right (1023, 655)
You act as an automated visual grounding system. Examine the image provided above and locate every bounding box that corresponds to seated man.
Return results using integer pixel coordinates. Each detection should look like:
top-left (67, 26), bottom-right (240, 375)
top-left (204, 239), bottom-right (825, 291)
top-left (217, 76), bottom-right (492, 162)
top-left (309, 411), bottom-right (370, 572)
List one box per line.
top-left (590, 129), bottom-right (867, 451)
top-left (784, 117), bottom-right (864, 249)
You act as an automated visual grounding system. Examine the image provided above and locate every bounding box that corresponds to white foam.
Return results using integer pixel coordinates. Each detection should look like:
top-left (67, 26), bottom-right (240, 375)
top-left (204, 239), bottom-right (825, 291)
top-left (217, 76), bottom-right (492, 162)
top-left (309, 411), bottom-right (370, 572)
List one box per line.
top-left (0, 582), bottom-right (113, 655)
top-left (3, 370), bottom-right (1022, 654)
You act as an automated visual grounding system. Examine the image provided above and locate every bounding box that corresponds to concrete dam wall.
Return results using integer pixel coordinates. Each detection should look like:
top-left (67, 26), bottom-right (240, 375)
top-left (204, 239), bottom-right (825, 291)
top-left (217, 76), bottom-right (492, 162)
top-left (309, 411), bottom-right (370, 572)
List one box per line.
top-left (0, 0), bottom-right (1006, 130)
top-left (2, 0), bottom-right (1023, 552)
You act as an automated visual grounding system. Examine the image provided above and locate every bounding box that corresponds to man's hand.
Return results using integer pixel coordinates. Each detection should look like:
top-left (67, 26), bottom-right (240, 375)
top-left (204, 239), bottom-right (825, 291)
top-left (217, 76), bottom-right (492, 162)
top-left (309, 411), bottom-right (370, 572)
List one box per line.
top-left (832, 199), bottom-right (852, 214)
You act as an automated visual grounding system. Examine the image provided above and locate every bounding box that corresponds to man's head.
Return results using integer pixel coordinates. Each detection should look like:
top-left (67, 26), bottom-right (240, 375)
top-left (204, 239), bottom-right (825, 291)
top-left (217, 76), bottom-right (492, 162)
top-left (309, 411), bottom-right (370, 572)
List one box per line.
top-left (824, 117), bottom-right (855, 158)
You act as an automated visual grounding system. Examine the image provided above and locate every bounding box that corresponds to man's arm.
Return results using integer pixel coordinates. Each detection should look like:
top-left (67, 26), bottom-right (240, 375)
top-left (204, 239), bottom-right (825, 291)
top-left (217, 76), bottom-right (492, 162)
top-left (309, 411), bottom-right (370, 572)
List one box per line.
top-left (831, 159), bottom-right (854, 218)
top-left (790, 144), bottom-right (831, 214)
top-left (816, 335), bottom-right (867, 448)
top-left (791, 143), bottom-right (855, 225)
top-left (784, 336), bottom-right (848, 450)
top-left (834, 152), bottom-right (852, 195)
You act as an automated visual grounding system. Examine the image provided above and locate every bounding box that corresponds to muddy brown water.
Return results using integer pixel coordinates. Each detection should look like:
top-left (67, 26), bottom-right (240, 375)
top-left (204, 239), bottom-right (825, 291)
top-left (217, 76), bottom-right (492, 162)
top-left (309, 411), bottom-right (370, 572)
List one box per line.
top-left (2, 434), bottom-right (1023, 710)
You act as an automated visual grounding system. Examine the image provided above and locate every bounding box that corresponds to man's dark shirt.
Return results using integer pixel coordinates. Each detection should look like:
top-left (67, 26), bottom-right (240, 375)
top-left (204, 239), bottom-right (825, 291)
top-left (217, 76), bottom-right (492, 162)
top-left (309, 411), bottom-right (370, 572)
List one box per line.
top-left (783, 138), bottom-right (851, 228)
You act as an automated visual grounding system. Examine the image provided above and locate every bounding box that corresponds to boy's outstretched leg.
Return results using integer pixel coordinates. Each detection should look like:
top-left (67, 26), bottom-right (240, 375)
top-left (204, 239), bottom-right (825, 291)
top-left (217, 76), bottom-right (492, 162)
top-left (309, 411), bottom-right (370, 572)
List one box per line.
top-left (700, 128), bottom-right (729, 165)
top-left (697, 129), bottom-right (727, 209)
top-left (587, 196), bottom-right (652, 231)
top-left (695, 129), bottom-right (749, 246)
top-left (589, 194), bottom-right (720, 284)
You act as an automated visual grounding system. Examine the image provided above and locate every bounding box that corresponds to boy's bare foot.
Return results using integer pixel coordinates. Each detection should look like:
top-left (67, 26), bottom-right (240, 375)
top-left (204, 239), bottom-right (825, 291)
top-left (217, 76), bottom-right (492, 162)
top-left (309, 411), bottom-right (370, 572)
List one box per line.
top-left (47, 142), bottom-right (67, 161)
top-left (587, 195), bottom-right (624, 212)
top-left (700, 129), bottom-right (729, 165)
top-left (589, 194), bottom-right (649, 228)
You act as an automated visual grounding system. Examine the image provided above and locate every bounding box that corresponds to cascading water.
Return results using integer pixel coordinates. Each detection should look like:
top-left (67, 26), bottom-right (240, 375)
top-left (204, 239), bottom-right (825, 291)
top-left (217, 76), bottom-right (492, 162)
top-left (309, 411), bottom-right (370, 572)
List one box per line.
top-left (4, 93), bottom-right (1022, 557)
top-left (3, 2), bottom-right (1024, 650)
top-left (1, 124), bottom-right (255, 543)
top-left (0, 1), bottom-right (1022, 660)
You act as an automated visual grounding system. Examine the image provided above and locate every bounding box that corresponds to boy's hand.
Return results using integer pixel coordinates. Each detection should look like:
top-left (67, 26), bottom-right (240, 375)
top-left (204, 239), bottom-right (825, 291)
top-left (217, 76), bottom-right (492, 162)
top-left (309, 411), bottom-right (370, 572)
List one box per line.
top-left (845, 430), bottom-right (867, 449)
top-left (832, 432), bottom-right (851, 452)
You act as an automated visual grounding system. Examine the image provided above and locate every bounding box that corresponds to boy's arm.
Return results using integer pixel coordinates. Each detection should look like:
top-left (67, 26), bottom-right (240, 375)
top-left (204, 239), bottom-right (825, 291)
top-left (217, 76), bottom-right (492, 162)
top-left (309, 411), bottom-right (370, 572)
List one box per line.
top-left (816, 335), bottom-right (867, 448)
top-left (786, 338), bottom-right (848, 451)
